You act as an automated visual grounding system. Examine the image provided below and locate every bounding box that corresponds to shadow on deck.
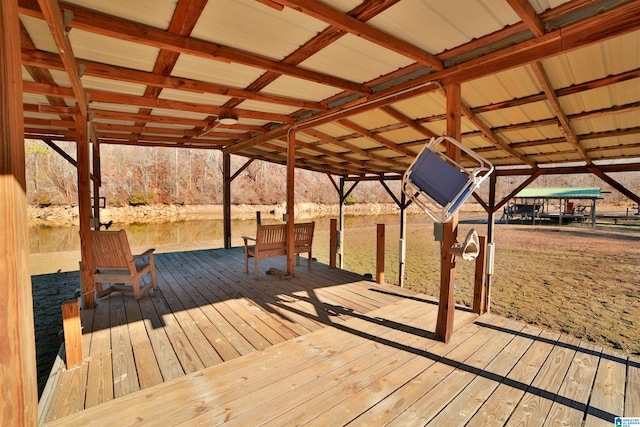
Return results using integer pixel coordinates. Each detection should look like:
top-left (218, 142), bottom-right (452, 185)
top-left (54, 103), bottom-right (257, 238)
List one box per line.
top-left (38, 247), bottom-right (639, 426)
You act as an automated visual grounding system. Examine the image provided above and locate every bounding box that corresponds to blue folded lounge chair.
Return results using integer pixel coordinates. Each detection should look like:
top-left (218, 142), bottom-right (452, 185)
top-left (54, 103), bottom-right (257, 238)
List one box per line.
top-left (402, 136), bottom-right (493, 223)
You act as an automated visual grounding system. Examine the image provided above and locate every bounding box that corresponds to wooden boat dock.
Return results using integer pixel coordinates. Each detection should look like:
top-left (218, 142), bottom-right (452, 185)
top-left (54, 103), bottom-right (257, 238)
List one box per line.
top-left (39, 248), bottom-right (639, 426)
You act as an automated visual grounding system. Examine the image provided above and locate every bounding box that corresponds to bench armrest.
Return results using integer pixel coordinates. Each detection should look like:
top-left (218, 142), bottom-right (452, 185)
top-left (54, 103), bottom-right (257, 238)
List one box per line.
top-left (132, 248), bottom-right (155, 262)
top-left (242, 236), bottom-right (256, 246)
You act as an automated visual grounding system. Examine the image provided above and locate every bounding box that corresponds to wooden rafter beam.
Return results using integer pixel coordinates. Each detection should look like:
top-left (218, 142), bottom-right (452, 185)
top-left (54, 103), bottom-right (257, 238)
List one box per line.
top-left (301, 128), bottom-right (409, 169)
top-left (411, 1), bottom-right (640, 86)
top-left (18, 0), bottom-right (370, 95)
top-left (21, 81), bottom-right (292, 124)
top-left (224, 0), bottom-right (400, 110)
top-left (588, 165), bottom-right (640, 204)
top-left (336, 119), bottom-right (413, 156)
top-left (21, 49), bottom-right (325, 112)
top-left (380, 106), bottom-right (438, 141)
top-left (36, 0), bottom-right (86, 116)
top-left (276, 0), bottom-right (443, 70)
top-left (460, 103), bottom-right (536, 167)
top-left (507, 0), bottom-right (545, 37)
top-left (530, 61), bottom-right (591, 164)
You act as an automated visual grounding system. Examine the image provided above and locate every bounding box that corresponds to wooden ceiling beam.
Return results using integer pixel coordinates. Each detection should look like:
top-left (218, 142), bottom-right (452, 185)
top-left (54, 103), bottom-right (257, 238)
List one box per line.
top-left (21, 49), bottom-right (325, 112)
top-left (410, 1), bottom-right (640, 87)
top-left (380, 106), bottom-right (438, 141)
top-left (507, 0), bottom-right (545, 37)
top-left (224, 0), bottom-right (400, 110)
top-left (276, 0), bottom-right (443, 70)
top-left (530, 61), bottom-right (591, 164)
top-left (135, 0), bottom-right (209, 135)
top-left (22, 80), bottom-right (292, 124)
top-left (336, 119), bottom-right (413, 156)
top-left (301, 128), bottom-right (409, 169)
top-left (472, 68), bottom-right (640, 115)
top-left (35, 0), bottom-right (86, 116)
top-left (18, 0), bottom-right (371, 95)
top-left (459, 102), bottom-right (536, 167)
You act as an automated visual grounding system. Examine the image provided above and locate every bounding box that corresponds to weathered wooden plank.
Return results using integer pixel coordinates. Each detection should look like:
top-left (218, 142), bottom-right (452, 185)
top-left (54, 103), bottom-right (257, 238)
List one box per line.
top-left (387, 316), bottom-right (522, 426)
top-left (43, 293), bottom-right (438, 426)
top-left (584, 348), bottom-right (627, 427)
top-left (123, 297), bottom-right (163, 389)
top-left (44, 362), bottom-right (88, 423)
top-left (151, 267), bottom-right (224, 368)
top-left (62, 300), bottom-right (83, 368)
top-left (136, 295), bottom-right (185, 382)
top-left (427, 323), bottom-right (540, 426)
top-left (154, 254), bottom-right (241, 361)
top-left (84, 352), bottom-right (114, 409)
top-left (84, 298), bottom-right (113, 409)
top-left (626, 356), bottom-right (640, 416)
top-left (109, 296), bottom-right (140, 398)
top-left (466, 329), bottom-right (561, 426)
top-left (543, 341), bottom-right (602, 426)
top-left (260, 309), bottom-right (478, 427)
top-left (505, 334), bottom-right (581, 426)
top-left (162, 296), bottom-right (446, 425)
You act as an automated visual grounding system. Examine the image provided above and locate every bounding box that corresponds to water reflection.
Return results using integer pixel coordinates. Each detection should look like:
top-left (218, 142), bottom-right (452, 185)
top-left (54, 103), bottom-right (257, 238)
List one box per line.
top-left (29, 213), bottom-right (421, 254)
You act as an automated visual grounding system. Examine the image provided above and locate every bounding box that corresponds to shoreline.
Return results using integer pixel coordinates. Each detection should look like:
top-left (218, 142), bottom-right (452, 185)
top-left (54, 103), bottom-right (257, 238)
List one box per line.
top-left (27, 202), bottom-right (420, 227)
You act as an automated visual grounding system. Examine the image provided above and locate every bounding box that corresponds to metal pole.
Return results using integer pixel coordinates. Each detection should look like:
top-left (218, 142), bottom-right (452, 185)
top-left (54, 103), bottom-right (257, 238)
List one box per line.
top-left (398, 192), bottom-right (407, 287)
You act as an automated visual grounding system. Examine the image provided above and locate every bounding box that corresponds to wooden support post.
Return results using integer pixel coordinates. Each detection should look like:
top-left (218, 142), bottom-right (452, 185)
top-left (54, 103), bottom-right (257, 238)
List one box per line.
top-left (61, 300), bottom-right (82, 369)
top-left (472, 235), bottom-right (488, 314)
top-left (286, 130), bottom-right (296, 275)
top-left (91, 136), bottom-right (101, 228)
top-left (435, 83), bottom-right (462, 343)
top-left (329, 218), bottom-right (337, 268)
top-left (0, 0), bottom-right (38, 423)
top-left (223, 153), bottom-right (231, 249)
top-left (338, 177), bottom-right (345, 269)
top-left (77, 110), bottom-right (95, 309)
top-left (376, 224), bottom-right (385, 284)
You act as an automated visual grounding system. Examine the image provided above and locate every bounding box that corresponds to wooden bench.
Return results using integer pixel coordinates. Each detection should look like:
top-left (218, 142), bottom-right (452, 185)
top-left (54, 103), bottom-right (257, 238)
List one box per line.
top-left (243, 221), bottom-right (315, 278)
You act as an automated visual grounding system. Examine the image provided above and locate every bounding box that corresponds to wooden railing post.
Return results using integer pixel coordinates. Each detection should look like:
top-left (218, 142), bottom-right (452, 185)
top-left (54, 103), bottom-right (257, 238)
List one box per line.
top-left (376, 224), bottom-right (385, 284)
top-left (62, 300), bottom-right (82, 369)
top-left (473, 235), bottom-right (488, 314)
top-left (329, 218), bottom-right (337, 268)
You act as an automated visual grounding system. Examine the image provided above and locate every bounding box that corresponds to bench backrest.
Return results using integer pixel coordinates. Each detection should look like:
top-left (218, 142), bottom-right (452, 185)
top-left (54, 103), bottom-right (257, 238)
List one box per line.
top-left (294, 222), bottom-right (314, 247)
top-left (255, 222), bottom-right (314, 250)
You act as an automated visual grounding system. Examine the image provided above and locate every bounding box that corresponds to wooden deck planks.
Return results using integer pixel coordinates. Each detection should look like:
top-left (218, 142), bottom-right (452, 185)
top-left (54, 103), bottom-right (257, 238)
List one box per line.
top-left (466, 329), bottom-right (561, 426)
top-left (626, 357), bottom-right (640, 416)
top-left (584, 348), bottom-right (628, 426)
top-left (543, 341), bottom-right (602, 426)
top-left (39, 248), bottom-right (638, 427)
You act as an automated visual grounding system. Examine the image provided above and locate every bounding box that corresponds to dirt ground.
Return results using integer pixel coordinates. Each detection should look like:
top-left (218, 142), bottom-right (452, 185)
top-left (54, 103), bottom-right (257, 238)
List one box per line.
top-left (30, 220), bottom-right (640, 396)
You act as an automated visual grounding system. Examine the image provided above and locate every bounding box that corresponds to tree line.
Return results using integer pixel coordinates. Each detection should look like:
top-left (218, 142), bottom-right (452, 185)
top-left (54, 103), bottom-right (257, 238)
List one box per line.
top-left (24, 139), bottom-right (638, 208)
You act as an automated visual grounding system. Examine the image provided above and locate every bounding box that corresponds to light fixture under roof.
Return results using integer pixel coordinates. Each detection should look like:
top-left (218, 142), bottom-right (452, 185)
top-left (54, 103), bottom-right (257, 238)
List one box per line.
top-left (218, 114), bottom-right (238, 125)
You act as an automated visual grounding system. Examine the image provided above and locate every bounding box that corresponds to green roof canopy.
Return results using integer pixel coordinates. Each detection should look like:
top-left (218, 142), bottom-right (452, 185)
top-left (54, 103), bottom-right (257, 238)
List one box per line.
top-left (515, 187), bottom-right (601, 199)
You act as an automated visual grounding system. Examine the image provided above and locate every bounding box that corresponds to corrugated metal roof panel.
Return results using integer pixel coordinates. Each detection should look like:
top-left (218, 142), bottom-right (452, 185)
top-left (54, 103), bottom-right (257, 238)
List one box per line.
top-left (299, 34), bottom-right (414, 83)
top-left (81, 76), bottom-right (147, 97)
top-left (192, 0), bottom-right (327, 61)
top-left (63, 0), bottom-right (177, 30)
top-left (367, 0), bottom-right (520, 53)
top-left (516, 187), bottom-right (601, 198)
top-left (171, 55), bottom-right (266, 88)
top-left (463, 67), bottom-right (542, 107)
top-left (158, 89), bottom-right (231, 107)
top-left (262, 75), bottom-right (343, 102)
top-left (68, 30), bottom-right (159, 73)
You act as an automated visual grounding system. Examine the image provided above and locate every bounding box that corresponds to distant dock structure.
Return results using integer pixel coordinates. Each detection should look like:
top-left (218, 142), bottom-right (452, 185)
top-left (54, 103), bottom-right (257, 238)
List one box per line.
top-left (501, 187), bottom-right (601, 226)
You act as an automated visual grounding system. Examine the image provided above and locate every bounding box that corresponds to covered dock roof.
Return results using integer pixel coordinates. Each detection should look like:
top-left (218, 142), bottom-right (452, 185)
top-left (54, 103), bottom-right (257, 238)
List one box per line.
top-left (515, 187), bottom-right (602, 199)
top-left (2, 0), bottom-right (640, 424)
